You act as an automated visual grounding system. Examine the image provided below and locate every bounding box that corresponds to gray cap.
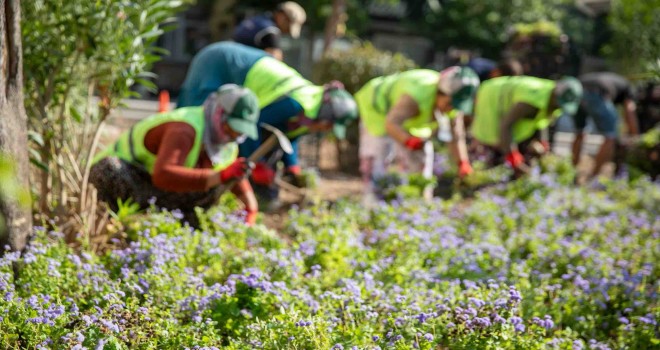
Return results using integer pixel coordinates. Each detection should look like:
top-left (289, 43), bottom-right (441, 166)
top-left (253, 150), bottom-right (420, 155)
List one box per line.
top-left (215, 84), bottom-right (260, 140)
top-left (437, 66), bottom-right (480, 115)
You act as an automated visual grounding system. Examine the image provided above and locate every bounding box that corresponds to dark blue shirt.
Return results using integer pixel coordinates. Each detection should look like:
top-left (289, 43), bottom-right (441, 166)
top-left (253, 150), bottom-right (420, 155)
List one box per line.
top-left (239, 97), bottom-right (304, 166)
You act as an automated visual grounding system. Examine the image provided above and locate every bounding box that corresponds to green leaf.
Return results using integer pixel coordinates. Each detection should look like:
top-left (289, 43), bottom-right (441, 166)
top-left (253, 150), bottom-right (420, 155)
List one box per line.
top-left (28, 131), bottom-right (44, 147)
top-left (70, 106), bottom-right (83, 123)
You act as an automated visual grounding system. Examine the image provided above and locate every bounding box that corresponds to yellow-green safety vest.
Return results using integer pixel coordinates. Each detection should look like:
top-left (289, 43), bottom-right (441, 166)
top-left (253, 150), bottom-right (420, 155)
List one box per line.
top-left (472, 76), bottom-right (558, 146)
top-left (244, 57), bottom-right (324, 118)
top-left (93, 107), bottom-right (238, 173)
top-left (355, 69), bottom-right (439, 138)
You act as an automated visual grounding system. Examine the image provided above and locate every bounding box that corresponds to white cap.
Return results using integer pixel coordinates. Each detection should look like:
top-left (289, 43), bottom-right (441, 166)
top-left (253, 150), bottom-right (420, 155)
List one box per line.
top-left (278, 1), bottom-right (306, 38)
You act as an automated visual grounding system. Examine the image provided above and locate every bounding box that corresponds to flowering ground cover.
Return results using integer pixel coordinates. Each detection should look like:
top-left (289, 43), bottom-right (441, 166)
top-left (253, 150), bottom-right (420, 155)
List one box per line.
top-left (1, 166), bottom-right (659, 349)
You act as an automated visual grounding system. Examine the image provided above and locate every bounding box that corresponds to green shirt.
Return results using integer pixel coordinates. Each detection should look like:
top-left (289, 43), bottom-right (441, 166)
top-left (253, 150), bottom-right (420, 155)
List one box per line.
top-left (472, 76), bottom-right (557, 146)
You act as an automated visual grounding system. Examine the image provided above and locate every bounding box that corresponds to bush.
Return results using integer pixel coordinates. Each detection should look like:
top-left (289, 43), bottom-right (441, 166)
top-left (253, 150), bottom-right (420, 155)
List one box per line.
top-left (313, 42), bottom-right (418, 94)
top-left (625, 125), bottom-right (660, 180)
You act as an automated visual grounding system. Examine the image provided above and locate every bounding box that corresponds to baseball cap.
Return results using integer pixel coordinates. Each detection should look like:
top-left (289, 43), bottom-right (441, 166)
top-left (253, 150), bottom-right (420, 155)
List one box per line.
top-left (278, 2), bottom-right (306, 38)
top-left (555, 76), bottom-right (583, 116)
top-left (215, 84), bottom-right (260, 140)
top-left (437, 66), bottom-right (480, 115)
top-left (317, 87), bottom-right (358, 139)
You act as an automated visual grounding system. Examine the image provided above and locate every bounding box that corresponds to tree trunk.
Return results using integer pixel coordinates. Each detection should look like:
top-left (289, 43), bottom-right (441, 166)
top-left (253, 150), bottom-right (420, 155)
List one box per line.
top-left (0, 0), bottom-right (32, 253)
top-left (322, 0), bottom-right (347, 55)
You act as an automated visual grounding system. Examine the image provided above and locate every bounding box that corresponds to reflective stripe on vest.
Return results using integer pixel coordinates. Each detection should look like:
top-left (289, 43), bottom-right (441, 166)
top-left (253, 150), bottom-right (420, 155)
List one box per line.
top-left (244, 57), bottom-right (323, 118)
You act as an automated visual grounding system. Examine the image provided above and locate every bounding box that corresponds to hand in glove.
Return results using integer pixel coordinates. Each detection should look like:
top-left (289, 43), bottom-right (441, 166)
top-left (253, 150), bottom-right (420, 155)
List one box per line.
top-left (251, 162), bottom-right (276, 186)
top-left (219, 158), bottom-right (251, 183)
top-left (505, 150), bottom-right (525, 169)
top-left (404, 136), bottom-right (425, 151)
top-left (245, 209), bottom-right (258, 225)
top-left (458, 160), bottom-right (473, 178)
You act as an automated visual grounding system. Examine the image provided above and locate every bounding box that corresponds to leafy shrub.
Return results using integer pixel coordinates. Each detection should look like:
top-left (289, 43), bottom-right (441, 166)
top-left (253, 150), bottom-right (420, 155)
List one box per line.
top-left (22, 0), bottom-right (192, 234)
top-left (625, 125), bottom-right (660, 180)
top-left (313, 42), bottom-right (418, 94)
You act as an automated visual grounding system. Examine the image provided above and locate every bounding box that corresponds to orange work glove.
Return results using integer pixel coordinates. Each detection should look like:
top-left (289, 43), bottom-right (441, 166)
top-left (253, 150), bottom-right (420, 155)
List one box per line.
top-left (251, 162), bottom-right (276, 186)
top-left (285, 165), bottom-right (302, 176)
top-left (219, 158), bottom-right (250, 183)
top-left (245, 209), bottom-right (258, 225)
top-left (505, 150), bottom-right (525, 169)
top-left (458, 160), bottom-right (473, 178)
top-left (404, 136), bottom-right (425, 151)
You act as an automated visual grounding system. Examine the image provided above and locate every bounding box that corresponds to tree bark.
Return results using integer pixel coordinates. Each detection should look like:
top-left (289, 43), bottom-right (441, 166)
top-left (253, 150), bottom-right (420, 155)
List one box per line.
top-left (322, 0), bottom-right (347, 55)
top-left (0, 0), bottom-right (32, 253)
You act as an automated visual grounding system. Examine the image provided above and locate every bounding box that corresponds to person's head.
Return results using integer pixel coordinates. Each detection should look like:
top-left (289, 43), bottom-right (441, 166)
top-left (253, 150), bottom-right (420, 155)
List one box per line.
top-left (273, 2), bottom-right (307, 38)
top-left (551, 76), bottom-right (583, 117)
top-left (436, 66), bottom-right (480, 114)
top-left (490, 58), bottom-right (523, 78)
top-left (314, 81), bottom-right (358, 139)
top-left (203, 84), bottom-right (260, 143)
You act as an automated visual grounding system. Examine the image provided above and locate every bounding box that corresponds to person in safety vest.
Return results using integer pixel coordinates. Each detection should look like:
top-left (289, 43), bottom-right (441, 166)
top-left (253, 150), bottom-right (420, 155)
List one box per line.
top-left (355, 66), bottom-right (480, 201)
top-left (571, 72), bottom-right (639, 181)
top-left (470, 76), bottom-right (583, 174)
top-left (178, 41), bottom-right (358, 208)
top-left (90, 85), bottom-right (260, 227)
top-left (233, 2), bottom-right (306, 61)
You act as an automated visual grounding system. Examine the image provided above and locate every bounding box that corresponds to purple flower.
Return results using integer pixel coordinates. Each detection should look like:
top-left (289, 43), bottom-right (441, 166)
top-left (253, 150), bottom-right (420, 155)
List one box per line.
top-left (331, 344), bottom-right (344, 350)
top-left (423, 333), bottom-right (434, 341)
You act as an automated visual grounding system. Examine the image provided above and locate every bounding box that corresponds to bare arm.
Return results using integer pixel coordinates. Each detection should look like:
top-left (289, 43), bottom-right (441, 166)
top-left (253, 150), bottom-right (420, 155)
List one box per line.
top-left (623, 98), bottom-right (639, 135)
top-left (498, 102), bottom-right (539, 153)
top-left (231, 179), bottom-right (258, 213)
top-left (385, 94), bottom-right (421, 145)
top-left (448, 112), bottom-right (469, 163)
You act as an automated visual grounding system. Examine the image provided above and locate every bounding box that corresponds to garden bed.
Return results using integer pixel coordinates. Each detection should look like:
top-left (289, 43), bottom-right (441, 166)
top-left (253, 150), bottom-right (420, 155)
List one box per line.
top-left (1, 168), bottom-right (658, 349)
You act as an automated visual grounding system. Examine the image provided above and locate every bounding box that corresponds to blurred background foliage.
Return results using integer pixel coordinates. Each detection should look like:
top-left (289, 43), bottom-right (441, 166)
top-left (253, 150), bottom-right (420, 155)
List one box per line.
top-left (21, 0), bottom-right (193, 234)
top-left (313, 42), bottom-right (418, 93)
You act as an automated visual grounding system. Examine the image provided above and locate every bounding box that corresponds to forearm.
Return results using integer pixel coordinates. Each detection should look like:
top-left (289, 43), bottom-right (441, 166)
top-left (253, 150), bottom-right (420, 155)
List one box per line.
top-left (499, 103), bottom-right (538, 153)
top-left (385, 95), bottom-right (420, 145)
top-left (498, 122), bottom-right (515, 153)
top-left (623, 100), bottom-right (639, 135)
top-left (385, 120), bottom-right (411, 145)
top-left (231, 179), bottom-right (258, 212)
top-left (450, 114), bottom-right (469, 162)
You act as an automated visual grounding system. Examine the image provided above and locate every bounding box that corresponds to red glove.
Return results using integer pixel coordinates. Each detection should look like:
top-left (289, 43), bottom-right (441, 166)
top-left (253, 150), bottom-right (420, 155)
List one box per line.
top-left (505, 151), bottom-right (525, 169)
top-left (219, 158), bottom-right (250, 183)
top-left (404, 136), bottom-right (425, 151)
top-left (245, 209), bottom-right (258, 225)
top-left (458, 160), bottom-right (473, 178)
top-left (251, 162), bottom-right (276, 186)
top-left (286, 165), bottom-right (302, 176)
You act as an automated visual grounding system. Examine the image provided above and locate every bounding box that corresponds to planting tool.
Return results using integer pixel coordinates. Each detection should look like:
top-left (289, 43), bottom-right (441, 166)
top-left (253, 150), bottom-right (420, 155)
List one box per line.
top-left (219, 123), bottom-right (293, 193)
top-left (246, 123), bottom-right (293, 162)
